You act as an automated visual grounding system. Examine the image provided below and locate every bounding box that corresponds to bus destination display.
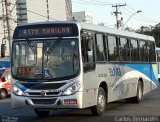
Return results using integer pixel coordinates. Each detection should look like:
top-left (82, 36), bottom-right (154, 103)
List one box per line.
top-left (13, 24), bottom-right (78, 39)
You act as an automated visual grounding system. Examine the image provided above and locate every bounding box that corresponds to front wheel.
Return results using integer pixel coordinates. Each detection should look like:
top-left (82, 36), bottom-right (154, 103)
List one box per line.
top-left (34, 108), bottom-right (50, 117)
top-left (90, 87), bottom-right (106, 116)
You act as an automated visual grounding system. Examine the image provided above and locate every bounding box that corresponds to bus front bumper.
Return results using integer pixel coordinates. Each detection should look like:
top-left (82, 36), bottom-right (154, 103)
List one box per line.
top-left (11, 92), bottom-right (83, 109)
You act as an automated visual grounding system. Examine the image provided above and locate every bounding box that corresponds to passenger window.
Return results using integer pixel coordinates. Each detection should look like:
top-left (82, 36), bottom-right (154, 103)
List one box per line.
top-left (119, 37), bottom-right (130, 61)
top-left (149, 42), bottom-right (156, 62)
top-left (139, 41), bottom-right (148, 62)
top-left (107, 35), bottom-right (119, 61)
top-left (130, 39), bottom-right (139, 61)
top-left (96, 34), bottom-right (106, 62)
top-left (81, 31), bottom-right (95, 72)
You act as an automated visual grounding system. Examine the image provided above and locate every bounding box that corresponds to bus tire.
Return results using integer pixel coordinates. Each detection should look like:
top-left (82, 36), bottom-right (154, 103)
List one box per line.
top-left (0, 89), bottom-right (7, 99)
top-left (126, 81), bottom-right (143, 103)
top-left (90, 87), bottom-right (106, 116)
top-left (34, 108), bottom-right (50, 117)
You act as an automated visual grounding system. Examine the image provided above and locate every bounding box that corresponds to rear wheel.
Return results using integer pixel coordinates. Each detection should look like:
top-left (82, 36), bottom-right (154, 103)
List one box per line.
top-left (0, 89), bottom-right (7, 99)
top-left (126, 81), bottom-right (143, 103)
top-left (90, 87), bottom-right (106, 116)
top-left (34, 108), bottom-right (50, 117)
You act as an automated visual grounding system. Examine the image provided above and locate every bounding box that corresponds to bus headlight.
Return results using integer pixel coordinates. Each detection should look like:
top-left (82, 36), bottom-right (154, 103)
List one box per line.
top-left (13, 85), bottom-right (24, 96)
top-left (62, 82), bottom-right (81, 95)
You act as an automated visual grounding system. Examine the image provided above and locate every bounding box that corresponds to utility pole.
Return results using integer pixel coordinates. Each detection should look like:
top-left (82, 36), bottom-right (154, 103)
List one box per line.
top-left (4, 0), bottom-right (12, 55)
top-left (112, 3), bottom-right (126, 29)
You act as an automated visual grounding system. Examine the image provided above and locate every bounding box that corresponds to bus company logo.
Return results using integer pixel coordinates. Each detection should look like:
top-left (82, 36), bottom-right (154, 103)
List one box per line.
top-left (41, 91), bottom-right (46, 97)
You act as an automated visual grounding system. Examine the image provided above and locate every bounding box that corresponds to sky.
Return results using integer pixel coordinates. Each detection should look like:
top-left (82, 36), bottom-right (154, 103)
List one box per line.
top-left (72, 0), bottom-right (160, 29)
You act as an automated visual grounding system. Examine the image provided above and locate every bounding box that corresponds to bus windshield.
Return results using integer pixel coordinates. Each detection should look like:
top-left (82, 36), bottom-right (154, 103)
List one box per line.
top-left (12, 38), bottom-right (80, 81)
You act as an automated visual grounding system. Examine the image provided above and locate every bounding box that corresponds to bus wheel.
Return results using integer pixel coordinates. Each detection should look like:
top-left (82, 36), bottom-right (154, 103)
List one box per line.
top-left (34, 109), bottom-right (50, 117)
top-left (126, 81), bottom-right (143, 103)
top-left (0, 89), bottom-right (7, 99)
top-left (90, 87), bottom-right (106, 116)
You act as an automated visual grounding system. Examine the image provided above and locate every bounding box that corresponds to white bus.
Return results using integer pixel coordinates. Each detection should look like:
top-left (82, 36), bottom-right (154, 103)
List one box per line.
top-left (11, 21), bottom-right (159, 117)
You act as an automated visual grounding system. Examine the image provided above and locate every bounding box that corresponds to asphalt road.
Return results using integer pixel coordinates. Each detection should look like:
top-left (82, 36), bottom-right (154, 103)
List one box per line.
top-left (0, 86), bottom-right (160, 122)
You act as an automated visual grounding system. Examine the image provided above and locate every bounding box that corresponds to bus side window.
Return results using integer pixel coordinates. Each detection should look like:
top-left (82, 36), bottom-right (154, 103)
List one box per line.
top-left (130, 39), bottom-right (139, 62)
top-left (139, 40), bottom-right (147, 62)
top-left (81, 34), bottom-right (95, 71)
top-left (119, 37), bottom-right (131, 61)
top-left (81, 37), bottom-right (94, 62)
top-left (87, 37), bottom-right (94, 62)
top-left (149, 42), bottom-right (156, 62)
top-left (107, 35), bottom-right (119, 61)
top-left (96, 34), bottom-right (106, 62)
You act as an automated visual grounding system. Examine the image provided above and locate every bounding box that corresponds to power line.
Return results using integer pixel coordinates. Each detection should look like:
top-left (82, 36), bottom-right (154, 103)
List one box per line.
top-left (27, 9), bottom-right (56, 21)
top-left (72, 0), bottom-right (113, 6)
top-left (77, 0), bottom-right (113, 5)
top-left (81, 0), bottom-right (114, 4)
top-left (122, 7), bottom-right (158, 23)
top-left (10, 0), bottom-right (17, 13)
top-left (127, 5), bottom-right (159, 23)
top-left (10, 2), bottom-right (57, 21)
top-left (75, 0), bottom-right (124, 5)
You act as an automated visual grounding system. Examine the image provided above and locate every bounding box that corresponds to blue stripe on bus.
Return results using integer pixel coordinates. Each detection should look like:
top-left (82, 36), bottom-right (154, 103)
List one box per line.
top-left (121, 64), bottom-right (158, 82)
top-left (15, 82), bottom-right (27, 92)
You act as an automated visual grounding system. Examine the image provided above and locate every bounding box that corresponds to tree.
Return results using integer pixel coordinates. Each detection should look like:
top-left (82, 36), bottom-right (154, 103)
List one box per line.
top-left (139, 26), bottom-right (160, 47)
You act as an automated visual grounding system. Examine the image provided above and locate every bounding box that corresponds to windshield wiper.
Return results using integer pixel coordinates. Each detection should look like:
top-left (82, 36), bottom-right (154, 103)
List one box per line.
top-left (46, 37), bottom-right (62, 56)
top-left (26, 39), bottom-right (37, 54)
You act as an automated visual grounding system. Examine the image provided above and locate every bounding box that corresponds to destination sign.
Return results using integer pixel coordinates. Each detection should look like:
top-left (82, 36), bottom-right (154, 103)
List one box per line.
top-left (17, 67), bottom-right (34, 74)
top-left (13, 23), bottom-right (78, 39)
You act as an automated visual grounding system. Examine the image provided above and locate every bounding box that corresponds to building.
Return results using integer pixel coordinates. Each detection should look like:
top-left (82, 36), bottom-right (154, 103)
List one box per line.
top-left (25, 0), bottom-right (72, 23)
top-left (72, 11), bottom-right (93, 23)
top-left (0, 0), bottom-right (72, 56)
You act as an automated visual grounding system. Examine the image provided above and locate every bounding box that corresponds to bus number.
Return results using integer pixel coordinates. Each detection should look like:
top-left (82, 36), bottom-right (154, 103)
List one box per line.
top-left (109, 68), bottom-right (121, 76)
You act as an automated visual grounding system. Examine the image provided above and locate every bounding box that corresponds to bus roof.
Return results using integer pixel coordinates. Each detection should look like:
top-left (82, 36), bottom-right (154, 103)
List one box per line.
top-left (14, 21), bottom-right (154, 42)
top-left (78, 22), bottom-right (154, 42)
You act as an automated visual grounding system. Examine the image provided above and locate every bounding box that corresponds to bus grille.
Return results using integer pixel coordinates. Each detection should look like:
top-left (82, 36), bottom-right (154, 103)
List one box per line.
top-left (22, 82), bottom-right (66, 90)
top-left (27, 92), bottom-right (60, 96)
top-left (31, 99), bottom-right (57, 105)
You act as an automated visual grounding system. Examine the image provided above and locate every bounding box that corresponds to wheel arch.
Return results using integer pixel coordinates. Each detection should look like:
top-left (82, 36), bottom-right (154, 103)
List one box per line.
top-left (99, 81), bottom-right (108, 103)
